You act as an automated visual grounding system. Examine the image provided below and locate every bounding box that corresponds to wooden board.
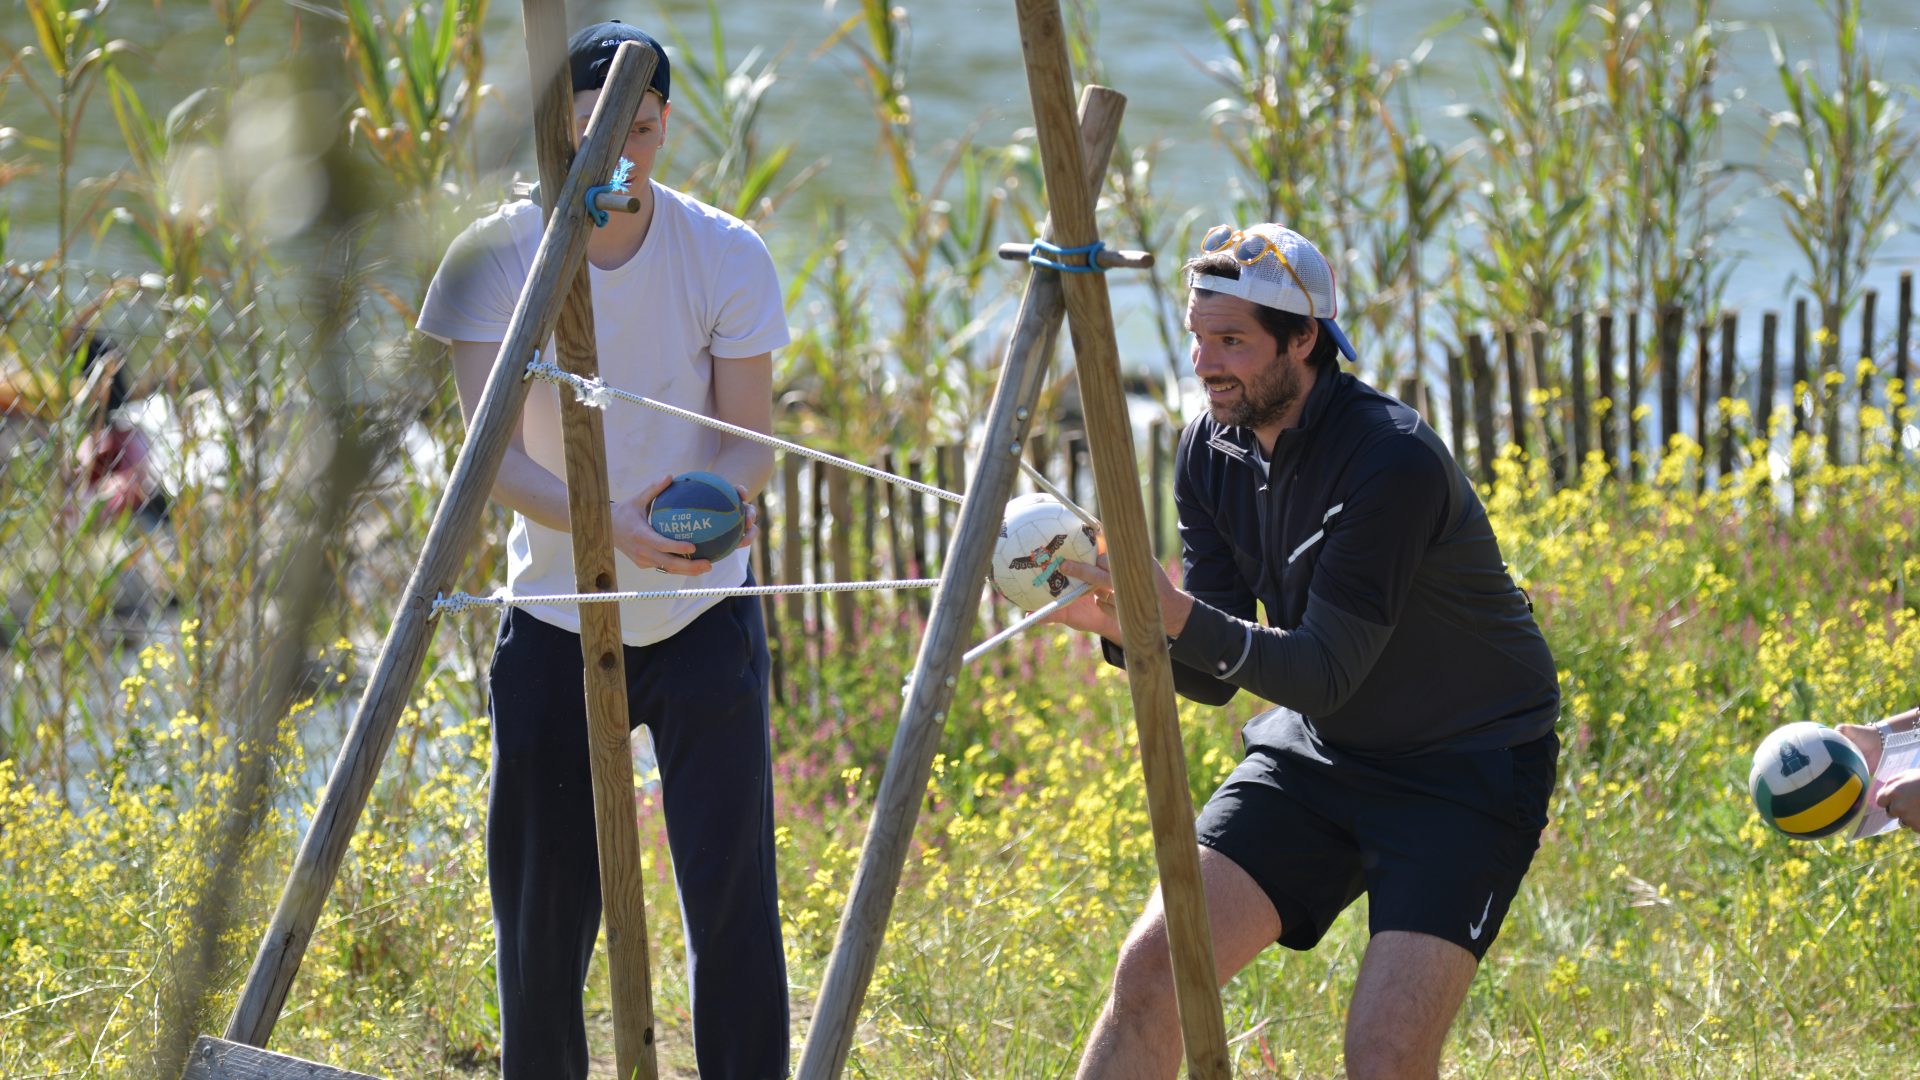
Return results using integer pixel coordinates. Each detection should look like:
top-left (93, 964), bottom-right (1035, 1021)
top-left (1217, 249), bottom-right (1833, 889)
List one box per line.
top-left (181, 1036), bottom-right (383, 1080)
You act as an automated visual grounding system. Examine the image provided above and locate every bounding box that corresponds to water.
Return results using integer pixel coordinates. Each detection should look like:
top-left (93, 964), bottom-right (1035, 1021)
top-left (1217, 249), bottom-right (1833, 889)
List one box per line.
top-left (6, 0), bottom-right (1919, 369)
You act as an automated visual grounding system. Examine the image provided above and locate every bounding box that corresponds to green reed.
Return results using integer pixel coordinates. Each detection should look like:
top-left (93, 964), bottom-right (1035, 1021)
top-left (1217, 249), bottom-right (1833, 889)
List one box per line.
top-left (1765, 0), bottom-right (1920, 463)
top-left (1594, 0), bottom-right (1731, 320)
top-left (657, 0), bottom-right (814, 229)
top-left (1459, 0), bottom-right (1598, 331)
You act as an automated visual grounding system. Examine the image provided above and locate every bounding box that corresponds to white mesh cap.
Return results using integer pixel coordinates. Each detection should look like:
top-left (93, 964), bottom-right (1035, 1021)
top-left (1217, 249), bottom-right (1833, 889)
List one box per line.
top-left (1189, 223), bottom-right (1357, 362)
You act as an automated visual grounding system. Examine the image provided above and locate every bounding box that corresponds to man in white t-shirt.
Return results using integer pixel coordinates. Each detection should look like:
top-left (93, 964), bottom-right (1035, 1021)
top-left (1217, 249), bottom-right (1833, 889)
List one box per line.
top-left (416, 21), bottom-right (790, 1079)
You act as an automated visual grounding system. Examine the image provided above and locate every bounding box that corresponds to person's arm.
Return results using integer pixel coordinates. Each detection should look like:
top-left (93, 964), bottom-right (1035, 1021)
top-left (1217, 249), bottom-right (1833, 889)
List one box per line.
top-left (1062, 424), bottom-right (1249, 706)
top-left (1839, 706), bottom-right (1920, 832)
top-left (448, 338), bottom-right (707, 574)
top-left (709, 352), bottom-right (775, 498)
top-left (1837, 706), bottom-right (1920, 774)
top-left (1166, 436), bottom-right (1449, 716)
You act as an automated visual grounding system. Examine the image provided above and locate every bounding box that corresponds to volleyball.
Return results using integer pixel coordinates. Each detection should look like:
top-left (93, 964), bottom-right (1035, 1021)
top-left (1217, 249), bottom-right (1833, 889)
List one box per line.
top-left (648, 470), bottom-right (744, 561)
top-left (1748, 721), bottom-right (1871, 840)
top-left (990, 493), bottom-right (1098, 612)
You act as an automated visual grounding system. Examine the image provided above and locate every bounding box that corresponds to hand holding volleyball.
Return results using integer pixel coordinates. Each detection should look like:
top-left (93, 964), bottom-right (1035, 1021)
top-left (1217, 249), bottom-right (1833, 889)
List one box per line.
top-left (612, 472), bottom-right (753, 574)
top-left (1749, 721), bottom-right (1872, 840)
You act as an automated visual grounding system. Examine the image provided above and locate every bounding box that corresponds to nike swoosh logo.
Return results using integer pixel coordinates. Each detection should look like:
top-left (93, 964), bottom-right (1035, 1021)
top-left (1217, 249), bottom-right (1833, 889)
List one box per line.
top-left (1468, 892), bottom-right (1494, 940)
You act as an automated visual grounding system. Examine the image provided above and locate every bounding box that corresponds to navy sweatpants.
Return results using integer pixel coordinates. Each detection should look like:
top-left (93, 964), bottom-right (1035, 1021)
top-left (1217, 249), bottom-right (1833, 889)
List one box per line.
top-left (486, 593), bottom-right (787, 1079)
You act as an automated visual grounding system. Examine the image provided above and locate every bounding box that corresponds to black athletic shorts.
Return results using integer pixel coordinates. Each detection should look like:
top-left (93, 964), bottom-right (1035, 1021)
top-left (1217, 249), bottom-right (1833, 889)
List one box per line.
top-left (1194, 726), bottom-right (1558, 961)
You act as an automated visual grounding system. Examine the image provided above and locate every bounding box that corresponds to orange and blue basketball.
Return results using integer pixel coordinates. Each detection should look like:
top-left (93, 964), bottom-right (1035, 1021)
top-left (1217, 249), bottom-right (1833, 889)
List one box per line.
top-left (1748, 721), bottom-right (1871, 840)
top-left (648, 471), bottom-right (744, 561)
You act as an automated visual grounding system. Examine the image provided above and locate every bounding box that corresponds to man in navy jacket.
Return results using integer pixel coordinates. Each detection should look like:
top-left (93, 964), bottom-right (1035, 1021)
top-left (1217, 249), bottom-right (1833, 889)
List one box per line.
top-left (1055, 223), bottom-right (1560, 1080)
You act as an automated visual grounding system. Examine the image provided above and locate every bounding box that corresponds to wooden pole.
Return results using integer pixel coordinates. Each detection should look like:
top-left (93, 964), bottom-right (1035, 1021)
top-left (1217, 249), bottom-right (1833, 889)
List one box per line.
top-left (1149, 419), bottom-right (1168, 558)
top-left (1597, 312), bottom-right (1617, 481)
top-left (1529, 326), bottom-right (1564, 486)
top-left (1899, 273), bottom-right (1914, 458)
top-left (1469, 331), bottom-right (1498, 486)
top-left (933, 449), bottom-right (953, 564)
top-left (1858, 289), bottom-right (1877, 460)
top-left (1067, 430), bottom-right (1086, 508)
top-left (1658, 305), bottom-right (1682, 459)
top-left (1009, 5), bottom-right (1229, 1072)
top-left (1569, 312), bottom-right (1589, 476)
top-left (221, 42), bottom-right (656, 1052)
top-left (1792, 298), bottom-right (1811, 440)
top-left (781, 454), bottom-right (805, 634)
top-left (756, 492), bottom-right (783, 705)
top-left (1446, 347), bottom-right (1468, 461)
top-left (1695, 322), bottom-right (1711, 492)
top-left (526, 33), bottom-right (660, 1080)
top-left (797, 82), bottom-right (1214, 1080)
top-left (1758, 311), bottom-right (1780, 447)
top-left (907, 452), bottom-right (930, 616)
top-left (811, 459), bottom-right (828, 647)
top-left (1718, 313), bottom-right (1738, 481)
top-left (1502, 329), bottom-right (1529, 462)
top-left (1626, 310), bottom-right (1643, 482)
top-left (830, 466), bottom-right (856, 654)
top-left (883, 449), bottom-right (908, 603)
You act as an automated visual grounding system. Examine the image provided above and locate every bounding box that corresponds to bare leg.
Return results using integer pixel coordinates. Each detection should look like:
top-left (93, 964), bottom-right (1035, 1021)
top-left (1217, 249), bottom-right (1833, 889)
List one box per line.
top-left (1074, 847), bottom-right (1280, 1080)
top-left (1342, 931), bottom-right (1477, 1080)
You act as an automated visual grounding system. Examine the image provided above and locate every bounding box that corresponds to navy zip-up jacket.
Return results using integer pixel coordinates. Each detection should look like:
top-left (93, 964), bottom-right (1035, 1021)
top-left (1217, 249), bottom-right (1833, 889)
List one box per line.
top-left (1106, 368), bottom-right (1559, 757)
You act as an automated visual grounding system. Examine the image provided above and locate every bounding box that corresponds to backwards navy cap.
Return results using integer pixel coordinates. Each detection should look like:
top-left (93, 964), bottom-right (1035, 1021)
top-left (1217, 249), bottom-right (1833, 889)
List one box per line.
top-left (568, 21), bottom-right (670, 101)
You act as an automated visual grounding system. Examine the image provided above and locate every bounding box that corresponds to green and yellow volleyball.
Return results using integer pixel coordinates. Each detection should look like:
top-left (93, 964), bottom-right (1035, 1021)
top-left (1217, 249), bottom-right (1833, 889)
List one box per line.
top-left (1748, 721), bottom-right (1870, 840)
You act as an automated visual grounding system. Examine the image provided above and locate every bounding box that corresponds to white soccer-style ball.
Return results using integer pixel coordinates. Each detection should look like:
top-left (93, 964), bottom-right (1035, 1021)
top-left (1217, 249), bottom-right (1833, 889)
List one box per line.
top-left (990, 493), bottom-right (1099, 611)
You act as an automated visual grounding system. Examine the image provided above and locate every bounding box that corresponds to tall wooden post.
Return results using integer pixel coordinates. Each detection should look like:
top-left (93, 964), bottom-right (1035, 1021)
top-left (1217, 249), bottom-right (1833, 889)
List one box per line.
top-left (523, 25), bottom-right (660, 1078)
top-left (796, 85), bottom-right (1168, 1079)
top-left (1858, 289), bottom-right (1878, 459)
top-left (1792, 298), bottom-right (1812, 440)
top-left (1502, 329), bottom-right (1529, 461)
top-left (1758, 312), bottom-right (1780, 446)
top-left (1010, 3), bottom-right (1229, 1072)
top-left (1596, 313), bottom-right (1617, 480)
top-left (1898, 273), bottom-right (1914, 458)
top-left (220, 42), bottom-right (657, 1054)
top-left (1694, 322), bottom-right (1711, 492)
top-left (1626, 310), bottom-right (1643, 481)
top-left (1446, 347), bottom-right (1468, 460)
top-left (1718, 313), bottom-right (1738, 480)
top-left (1469, 331), bottom-right (1499, 485)
top-left (1658, 305), bottom-right (1683, 459)
top-left (1569, 312), bottom-right (1590, 475)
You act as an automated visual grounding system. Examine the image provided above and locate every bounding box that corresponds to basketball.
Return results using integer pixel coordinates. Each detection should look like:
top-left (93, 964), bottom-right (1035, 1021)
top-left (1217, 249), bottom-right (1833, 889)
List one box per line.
top-left (991, 493), bottom-right (1099, 611)
top-left (1748, 721), bottom-right (1871, 840)
top-left (648, 470), bottom-right (744, 561)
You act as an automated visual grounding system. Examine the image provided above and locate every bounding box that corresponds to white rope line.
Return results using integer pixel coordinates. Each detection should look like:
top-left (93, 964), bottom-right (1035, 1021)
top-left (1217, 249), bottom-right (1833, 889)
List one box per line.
top-left (1017, 458), bottom-right (1102, 531)
top-left (526, 358), bottom-right (966, 506)
top-left (962, 581), bottom-right (1090, 665)
top-left (434, 578), bottom-right (942, 616)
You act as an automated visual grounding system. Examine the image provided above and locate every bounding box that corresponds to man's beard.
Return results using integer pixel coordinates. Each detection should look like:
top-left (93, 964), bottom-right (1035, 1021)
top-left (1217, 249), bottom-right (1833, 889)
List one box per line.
top-left (1206, 357), bottom-right (1303, 432)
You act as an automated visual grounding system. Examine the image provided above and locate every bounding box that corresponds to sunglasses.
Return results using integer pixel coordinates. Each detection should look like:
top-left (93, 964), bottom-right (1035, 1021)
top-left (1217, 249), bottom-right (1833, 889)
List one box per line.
top-left (1200, 225), bottom-right (1318, 317)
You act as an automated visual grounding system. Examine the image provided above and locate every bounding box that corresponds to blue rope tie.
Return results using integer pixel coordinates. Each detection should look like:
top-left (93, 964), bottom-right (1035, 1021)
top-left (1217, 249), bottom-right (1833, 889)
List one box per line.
top-left (1028, 238), bottom-right (1108, 273)
top-left (582, 156), bottom-right (637, 228)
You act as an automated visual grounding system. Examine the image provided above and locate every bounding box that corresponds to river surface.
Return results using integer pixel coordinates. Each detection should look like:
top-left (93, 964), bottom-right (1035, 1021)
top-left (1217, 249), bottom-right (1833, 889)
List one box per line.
top-left (6, 0), bottom-right (1919, 372)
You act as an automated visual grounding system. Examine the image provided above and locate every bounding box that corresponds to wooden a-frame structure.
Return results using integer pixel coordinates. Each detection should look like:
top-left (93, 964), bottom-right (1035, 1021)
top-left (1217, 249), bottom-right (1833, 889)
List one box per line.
top-left (186, 1), bottom-right (1233, 1077)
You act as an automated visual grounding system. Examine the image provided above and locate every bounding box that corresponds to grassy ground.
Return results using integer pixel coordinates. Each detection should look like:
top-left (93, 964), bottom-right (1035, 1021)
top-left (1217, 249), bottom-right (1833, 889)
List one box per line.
top-left (4, 437), bottom-right (1920, 1077)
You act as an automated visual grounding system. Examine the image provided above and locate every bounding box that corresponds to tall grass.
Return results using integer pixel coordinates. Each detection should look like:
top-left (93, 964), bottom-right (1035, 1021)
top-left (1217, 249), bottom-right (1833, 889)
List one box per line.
top-left (1765, 0), bottom-right (1920, 465)
top-left (8, 436), bottom-right (1919, 1076)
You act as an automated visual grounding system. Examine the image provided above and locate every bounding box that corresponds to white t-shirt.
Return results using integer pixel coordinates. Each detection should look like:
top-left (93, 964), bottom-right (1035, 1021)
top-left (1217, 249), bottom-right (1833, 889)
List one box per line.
top-left (417, 182), bottom-right (789, 645)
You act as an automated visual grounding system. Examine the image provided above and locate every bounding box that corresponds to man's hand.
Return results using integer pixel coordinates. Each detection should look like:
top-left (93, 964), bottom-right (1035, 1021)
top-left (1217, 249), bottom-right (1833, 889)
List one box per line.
top-left (1838, 724), bottom-right (1886, 774)
top-left (731, 482), bottom-right (759, 556)
top-left (611, 473), bottom-right (710, 575)
top-left (1042, 553), bottom-right (1195, 640)
top-left (1875, 770), bottom-right (1920, 833)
